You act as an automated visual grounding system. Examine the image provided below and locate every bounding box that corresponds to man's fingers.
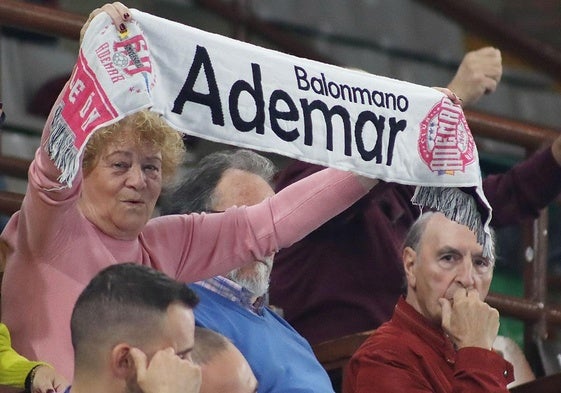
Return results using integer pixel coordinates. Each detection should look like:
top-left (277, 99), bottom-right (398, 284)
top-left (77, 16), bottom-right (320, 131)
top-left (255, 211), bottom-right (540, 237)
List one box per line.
top-left (129, 347), bottom-right (148, 380)
top-left (439, 297), bottom-right (452, 329)
top-left (466, 287), bottom-right (481, 300)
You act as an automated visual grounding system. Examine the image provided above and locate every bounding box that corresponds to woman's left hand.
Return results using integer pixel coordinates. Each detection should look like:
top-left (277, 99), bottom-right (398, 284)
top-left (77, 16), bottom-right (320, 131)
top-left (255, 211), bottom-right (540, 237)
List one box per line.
top-left (80, 2), bottom-right (132, 44)
top-left (432, 87), bottom-right (463, 106)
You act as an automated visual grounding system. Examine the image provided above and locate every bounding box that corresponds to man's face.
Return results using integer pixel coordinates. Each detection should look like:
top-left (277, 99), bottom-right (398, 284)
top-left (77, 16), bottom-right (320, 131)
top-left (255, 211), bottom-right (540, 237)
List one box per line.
top-left (126, 303), bottom-right (196, 393)
top-left (133, 303), bottom-right (196, 362)
top-left (404, 213), bottom-right (493, 325)
top-left (213, 168), bottom-right (276, 297)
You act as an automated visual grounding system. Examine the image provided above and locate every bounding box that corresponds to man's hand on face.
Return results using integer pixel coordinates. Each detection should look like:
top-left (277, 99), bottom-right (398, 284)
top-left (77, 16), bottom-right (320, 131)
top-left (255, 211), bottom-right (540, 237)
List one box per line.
top-left (439, 287), bottom-right (499, 350)
top-left (130, 347), bottom-right (202, 393)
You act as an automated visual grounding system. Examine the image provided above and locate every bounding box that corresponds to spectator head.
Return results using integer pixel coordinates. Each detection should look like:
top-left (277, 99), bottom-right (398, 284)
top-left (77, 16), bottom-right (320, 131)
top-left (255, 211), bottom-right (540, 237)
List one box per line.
top-left (192, 327), bottom-right (257, 393)
top-left (71, 263), bottom-right (199, 386)
top-left (402, 212), bottom-right (495, 324)
top-left (161, 149), bottom-right (277, 298)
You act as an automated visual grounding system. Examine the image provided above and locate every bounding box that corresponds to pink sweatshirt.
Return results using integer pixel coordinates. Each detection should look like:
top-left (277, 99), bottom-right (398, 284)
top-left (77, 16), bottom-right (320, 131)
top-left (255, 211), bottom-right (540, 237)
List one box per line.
top-left (0, 122), bottom-right (370, 380)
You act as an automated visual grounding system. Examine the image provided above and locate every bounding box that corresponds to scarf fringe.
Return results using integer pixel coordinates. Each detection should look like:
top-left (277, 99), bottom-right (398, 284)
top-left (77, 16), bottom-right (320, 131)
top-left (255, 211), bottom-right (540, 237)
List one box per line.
top-left (411, 186), bottom-right (493, 259)
top-left (46, 104), bottom-right (80, 187)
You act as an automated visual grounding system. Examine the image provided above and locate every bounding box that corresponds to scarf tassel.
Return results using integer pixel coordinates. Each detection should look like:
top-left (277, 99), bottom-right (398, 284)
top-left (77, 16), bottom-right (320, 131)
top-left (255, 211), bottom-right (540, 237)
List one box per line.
top-left (46, 104), bottom-right (81, 187)
top-left (411, 186), bottom-right (494, 259)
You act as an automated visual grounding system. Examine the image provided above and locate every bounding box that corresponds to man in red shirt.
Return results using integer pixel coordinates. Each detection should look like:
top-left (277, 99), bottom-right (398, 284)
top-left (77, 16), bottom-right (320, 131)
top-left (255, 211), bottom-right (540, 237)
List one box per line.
top-left (346, 212), bottom-right (513, 393)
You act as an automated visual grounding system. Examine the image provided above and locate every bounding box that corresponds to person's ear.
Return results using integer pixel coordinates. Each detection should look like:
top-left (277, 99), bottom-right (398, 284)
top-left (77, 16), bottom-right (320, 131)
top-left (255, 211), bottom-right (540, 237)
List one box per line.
top-left (110, 343), bottom-right (135, 379)
top-left (403, 246), bottom-right (417, 289)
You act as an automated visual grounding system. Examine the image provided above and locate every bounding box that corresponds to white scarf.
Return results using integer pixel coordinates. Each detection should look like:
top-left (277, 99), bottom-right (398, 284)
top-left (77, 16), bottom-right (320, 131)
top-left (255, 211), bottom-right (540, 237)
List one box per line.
top-left (48, 10), bottom-right (493, 256)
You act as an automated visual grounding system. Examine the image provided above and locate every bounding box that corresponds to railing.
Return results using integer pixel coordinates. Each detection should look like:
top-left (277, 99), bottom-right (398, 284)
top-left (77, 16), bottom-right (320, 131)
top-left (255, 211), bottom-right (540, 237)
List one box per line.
top-left (1, 0), bottom-right (561, 372)
top-left (0, 0), bottom-right (83, 39)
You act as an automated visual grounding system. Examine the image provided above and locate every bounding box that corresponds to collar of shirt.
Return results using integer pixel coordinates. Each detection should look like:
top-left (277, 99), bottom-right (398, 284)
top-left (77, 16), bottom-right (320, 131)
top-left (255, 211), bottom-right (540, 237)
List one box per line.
top-left (196, 276), bottom-right (266, 314)
top-left (393, 297), bottom-right (457, 364)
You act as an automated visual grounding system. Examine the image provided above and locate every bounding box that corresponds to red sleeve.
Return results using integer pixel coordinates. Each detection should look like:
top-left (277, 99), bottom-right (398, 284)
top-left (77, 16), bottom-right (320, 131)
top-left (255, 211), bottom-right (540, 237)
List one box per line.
top-left (346, 347), bottom-right (512, 393)
top-left (453, 347), bottom-right (514, 393)
top-left (346, 349), bottom-right (435, 393)
top-left (483, 147), bottom-right (561, 226)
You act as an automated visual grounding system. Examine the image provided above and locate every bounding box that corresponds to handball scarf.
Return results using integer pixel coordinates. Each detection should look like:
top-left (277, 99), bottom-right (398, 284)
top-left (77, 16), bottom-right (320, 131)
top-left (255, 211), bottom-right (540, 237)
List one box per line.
top-left (48, 10), bottom-right (494, 257)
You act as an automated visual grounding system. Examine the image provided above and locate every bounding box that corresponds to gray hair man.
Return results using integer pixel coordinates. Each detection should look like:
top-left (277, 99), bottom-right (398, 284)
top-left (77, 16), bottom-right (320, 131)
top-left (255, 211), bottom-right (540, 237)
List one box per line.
top-left (160, 148), bottom-right (336, 392)
top-left (346, 212), bottom-right (514, 393)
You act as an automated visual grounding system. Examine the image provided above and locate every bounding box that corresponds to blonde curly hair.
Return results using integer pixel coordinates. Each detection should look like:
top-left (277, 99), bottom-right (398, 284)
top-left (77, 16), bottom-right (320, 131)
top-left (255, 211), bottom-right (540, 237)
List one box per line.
top-left (82, 110), bottom-right (186, 184)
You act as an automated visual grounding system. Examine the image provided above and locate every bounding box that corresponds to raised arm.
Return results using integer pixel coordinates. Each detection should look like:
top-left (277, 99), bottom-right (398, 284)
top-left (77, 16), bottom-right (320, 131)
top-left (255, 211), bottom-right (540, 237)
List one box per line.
top-left (151, 167), bottom-right (377, 283)
top-left (447, 47), bottom-right (502, 107)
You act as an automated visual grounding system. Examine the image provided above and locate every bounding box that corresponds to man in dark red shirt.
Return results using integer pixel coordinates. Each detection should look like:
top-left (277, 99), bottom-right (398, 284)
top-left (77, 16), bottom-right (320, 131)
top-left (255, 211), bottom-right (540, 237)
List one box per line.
top-left (345, 212), bottom-right (513, 393)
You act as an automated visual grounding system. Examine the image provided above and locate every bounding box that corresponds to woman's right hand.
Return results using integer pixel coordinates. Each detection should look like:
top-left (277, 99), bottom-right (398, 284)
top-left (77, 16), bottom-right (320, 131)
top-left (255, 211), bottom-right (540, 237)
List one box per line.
top-left (80, 2), bottom-right (132, 45)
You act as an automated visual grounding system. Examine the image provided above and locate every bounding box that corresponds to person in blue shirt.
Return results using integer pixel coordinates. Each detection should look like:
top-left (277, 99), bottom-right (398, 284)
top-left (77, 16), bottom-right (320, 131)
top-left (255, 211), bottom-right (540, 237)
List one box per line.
top-left (160, 149), bottom-right (335, 393)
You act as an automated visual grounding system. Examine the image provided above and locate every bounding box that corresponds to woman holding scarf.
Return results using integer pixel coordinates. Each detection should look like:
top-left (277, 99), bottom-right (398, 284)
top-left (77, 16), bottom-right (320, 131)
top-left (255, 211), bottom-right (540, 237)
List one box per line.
top-left (0, 3), bottom-right (380, 380)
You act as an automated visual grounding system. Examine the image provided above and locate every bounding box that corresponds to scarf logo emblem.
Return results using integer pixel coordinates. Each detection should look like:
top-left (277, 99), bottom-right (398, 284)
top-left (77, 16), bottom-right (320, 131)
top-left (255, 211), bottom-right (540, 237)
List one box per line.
top-left (418, 98), bottom-right (474, 175)
top-left (113, 35), bottom-right (152, 76)
top-left (95, 34), bottom-right (152, 85)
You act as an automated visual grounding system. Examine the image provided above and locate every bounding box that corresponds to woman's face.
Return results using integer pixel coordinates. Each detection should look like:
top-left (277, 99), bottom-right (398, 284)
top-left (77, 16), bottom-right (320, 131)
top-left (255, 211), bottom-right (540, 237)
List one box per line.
top-left (79, 137), bottom-right (163, 240)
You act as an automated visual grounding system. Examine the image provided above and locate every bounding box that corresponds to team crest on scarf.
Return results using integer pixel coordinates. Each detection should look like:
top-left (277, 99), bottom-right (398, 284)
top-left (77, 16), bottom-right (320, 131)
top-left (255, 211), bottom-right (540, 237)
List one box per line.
top-left (418, 98), bottom-right (474, 175)
top-left (94, 30), bottom-right (152, 90)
